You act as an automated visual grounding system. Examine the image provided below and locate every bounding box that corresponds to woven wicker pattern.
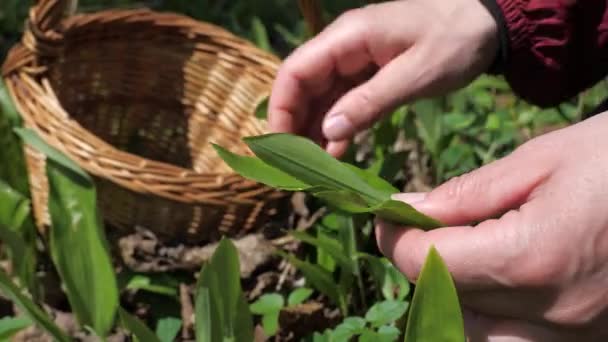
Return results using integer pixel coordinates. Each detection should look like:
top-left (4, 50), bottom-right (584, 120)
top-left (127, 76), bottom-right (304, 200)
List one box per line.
top-left (2, 0), bottom-right (293, 243)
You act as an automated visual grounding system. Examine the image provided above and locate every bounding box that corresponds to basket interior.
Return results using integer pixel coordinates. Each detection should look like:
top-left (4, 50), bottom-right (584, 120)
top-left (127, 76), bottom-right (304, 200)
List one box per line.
top-left (46, 13), bottom-right (273, 173)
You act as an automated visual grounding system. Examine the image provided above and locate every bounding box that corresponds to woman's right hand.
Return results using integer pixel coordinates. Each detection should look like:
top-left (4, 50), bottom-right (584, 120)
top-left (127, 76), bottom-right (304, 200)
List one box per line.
top-left (268, 0), bottom-right (499, 156)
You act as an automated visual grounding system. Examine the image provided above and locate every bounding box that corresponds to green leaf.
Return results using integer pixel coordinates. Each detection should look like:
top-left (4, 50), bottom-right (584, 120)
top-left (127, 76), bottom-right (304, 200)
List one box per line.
top-left (371, 200), bottom-right (443, 229)
top-left (367, 152), bottom-right (409, 183)
top-left (195, 238), bottom-right (254, 342)
top-left (212, 144), bottom-right (309, 190)
top-left (0, 316), bottom-right (31, 340)
top-left (312, 190), bottom-right (370, 213)
top-left (385, 263), bottom-right (411, 301)
top-left (155, 317), bottom-right (182, 342)
top-left (15, 128), bottom-right (90, 181)
top-left (0, 269), bottom-right (70, 342)
top-left (343, 163), bottom-right (398, 196)
top-left (243, 134), bottom-right (386, 204)
top-left (365, 301), bottom-right (408, 328)
top-left (250, 294), bottom-right (284, 314)
top-left (0, 80), bottom-right (20, 125)
top-left (0, 179), bottom-right (31, 233)
top-left (125, 274), bottom-right (178, 298)
top-left (46, 162), bottom-right (118, 336)
top-left (251, 17), bottom-right (273, 52)
top-left (378, 325), bottom-right (401, 342)
top-left (287, 288), bottom-right (314, 307)
top-left (404, 247), bottom-right (464, 342)
top-left (0, 180), bottom-right (37, 293)
top-left (254, 97), bottom-right (269, 119)
top-left (331, 317), bottom-right (366, 341)
top-left (119, 308), bottom-right (161, 342)
top-left (275, 250), bottom-right (343, 311)
top-left (261, 311), bottom-right (281, 337)
top-left (290, 231), bottom-right (352, 273)
top-left (216, 133), bottom-right (442, 228)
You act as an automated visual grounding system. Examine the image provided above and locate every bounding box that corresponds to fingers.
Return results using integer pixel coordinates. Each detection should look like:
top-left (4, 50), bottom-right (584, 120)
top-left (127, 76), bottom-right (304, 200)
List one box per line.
top-left (375, 212), bottom-right (523, 290)
top-left (268, 11), bottom-right (377, 135)
top-left (394, 144), bottom-right (554, 226)
top-left (464, 310), bottom-right (580, 342)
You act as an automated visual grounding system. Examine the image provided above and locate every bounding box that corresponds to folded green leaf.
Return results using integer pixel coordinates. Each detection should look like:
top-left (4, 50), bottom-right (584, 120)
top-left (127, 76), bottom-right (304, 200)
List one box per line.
top-left (214, 133), bottom-right (443, 229)
top-left (0, 269), bottom-right (70, 342)
top-left (119, 308), bottom-right (161, 342)
top-left (343, 163), bottom-right (398, 196)
top-left (195, 238), bottom-right (254, 342)
top-left (0, 316), bottom-right (31, 340)
top-left (311, 190), bottom-right (371, 213)
top-left (404, 247), bottom-right (464, 342)
top-left (244, 134), bottom-right (387, 204)
top-left (47, 161), bottom-right (118, 337)
top-left (371, 200), bottom-right (442, 230)
top-left (212, 144), bottom-right (309, 190)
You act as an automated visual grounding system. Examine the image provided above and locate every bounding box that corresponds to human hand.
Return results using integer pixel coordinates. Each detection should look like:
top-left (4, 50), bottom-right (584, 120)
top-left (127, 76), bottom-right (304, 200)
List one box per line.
top-left (376, 113), bottom-right (608, 341)
top-left (268, 0), bottom-right (498, 156)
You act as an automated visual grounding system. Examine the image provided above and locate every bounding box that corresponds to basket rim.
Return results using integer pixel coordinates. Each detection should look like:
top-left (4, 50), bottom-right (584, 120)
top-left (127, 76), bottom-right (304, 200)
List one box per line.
top-left (3, 8), bottom-right (284, 203)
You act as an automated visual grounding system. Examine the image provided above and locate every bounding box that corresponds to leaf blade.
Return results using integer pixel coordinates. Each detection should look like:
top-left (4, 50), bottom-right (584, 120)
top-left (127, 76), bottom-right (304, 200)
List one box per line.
top-left (46, 161), bottom-right (119, 336)
top-left (212, 143), bottom-right (309, 190)
top-left (0, 269), bottom-right (70, 342)
top-left (404, 247), bottom-right (465, 342)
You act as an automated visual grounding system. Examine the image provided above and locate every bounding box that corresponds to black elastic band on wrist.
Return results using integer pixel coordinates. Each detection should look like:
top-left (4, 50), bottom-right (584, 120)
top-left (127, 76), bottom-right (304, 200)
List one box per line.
top-left (479, 0), bottom-right (510, 74)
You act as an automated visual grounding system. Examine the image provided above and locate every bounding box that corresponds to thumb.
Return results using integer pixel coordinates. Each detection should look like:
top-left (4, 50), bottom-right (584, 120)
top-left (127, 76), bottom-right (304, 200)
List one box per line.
top-left (396, 145), bottom-right (552, 226)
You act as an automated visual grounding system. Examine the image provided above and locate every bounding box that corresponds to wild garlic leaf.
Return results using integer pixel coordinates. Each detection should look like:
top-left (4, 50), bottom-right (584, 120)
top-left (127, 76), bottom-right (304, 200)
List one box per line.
top-left (212, 144), bottom-right (309, 191)
top-left (404, 247), bottom-right (465, 342)
top-left (371, 200), bottom-right (443, 230)
top-left (244, 134), bottom-right (388, 204)
top-left (214, 133), bottom-right (443, 228)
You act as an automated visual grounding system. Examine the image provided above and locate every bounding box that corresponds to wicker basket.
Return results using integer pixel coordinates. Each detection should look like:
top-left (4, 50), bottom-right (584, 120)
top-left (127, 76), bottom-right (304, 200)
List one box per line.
top-left (1, 0), bottom-right (296, 244)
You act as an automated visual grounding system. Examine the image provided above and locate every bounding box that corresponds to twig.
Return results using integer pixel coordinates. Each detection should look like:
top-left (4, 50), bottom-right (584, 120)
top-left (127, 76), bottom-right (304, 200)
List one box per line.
top-left (180, 284), bottom-right (194, 340)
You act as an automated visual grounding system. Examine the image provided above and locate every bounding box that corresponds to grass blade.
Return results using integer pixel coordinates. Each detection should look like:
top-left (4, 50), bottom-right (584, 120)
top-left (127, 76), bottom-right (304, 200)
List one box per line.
top-left (119, 308), bottom-right (161, 342)
top-left (0, 269), bottom-right (70, 342)
top-left (195, 238), bottom-right (254, 342)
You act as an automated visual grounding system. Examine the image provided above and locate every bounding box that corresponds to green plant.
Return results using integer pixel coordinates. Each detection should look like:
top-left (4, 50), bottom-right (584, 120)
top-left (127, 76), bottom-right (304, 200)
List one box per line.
top-left (16, 128), bottom-right (119, 338)
top-left (195, 238), bottom-right (254, 342)
top-left (309, 247), bottom-right (464, 342)
top-left (249, 288), bottom-right (314, 336)
top-left (0, 316), bottom-right (31, 340)
top-left (213, 134), bottom-right (442, 228)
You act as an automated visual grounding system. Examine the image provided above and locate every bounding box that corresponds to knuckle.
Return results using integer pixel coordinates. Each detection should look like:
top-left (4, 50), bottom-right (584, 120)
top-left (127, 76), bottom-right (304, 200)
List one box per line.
top-left (336, 8), bottom-right (366, 25)
top-left (432, 171), bottom-right (481, 204)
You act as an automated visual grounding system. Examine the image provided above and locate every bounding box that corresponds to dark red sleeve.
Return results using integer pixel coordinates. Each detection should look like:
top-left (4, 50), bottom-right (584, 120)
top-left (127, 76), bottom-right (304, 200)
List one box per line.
top-left (495, 0), bottom-right (608, 107)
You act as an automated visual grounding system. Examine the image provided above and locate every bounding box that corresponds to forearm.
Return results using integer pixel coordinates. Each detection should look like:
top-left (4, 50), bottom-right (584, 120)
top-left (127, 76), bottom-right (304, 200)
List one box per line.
top-left (490, 0), bottom-right (608, 107)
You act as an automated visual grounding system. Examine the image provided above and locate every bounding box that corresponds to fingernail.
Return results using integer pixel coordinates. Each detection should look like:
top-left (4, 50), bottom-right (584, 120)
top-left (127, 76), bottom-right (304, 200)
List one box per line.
top-left (323, 113), bottom-right (354, 140)
top-left (391, 192), bottom-right (427, 205)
